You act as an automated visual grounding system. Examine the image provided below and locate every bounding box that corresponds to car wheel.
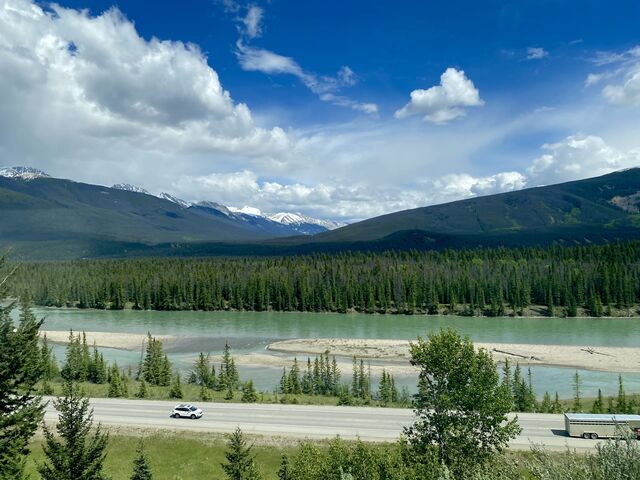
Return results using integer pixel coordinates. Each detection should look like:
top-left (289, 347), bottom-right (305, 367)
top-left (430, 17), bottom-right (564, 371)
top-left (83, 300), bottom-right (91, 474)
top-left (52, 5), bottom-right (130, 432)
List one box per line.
top-left (191, 414), bottom-right (196, 419)
top-left (583, 433), bottom-right (590, 439)
top-left (590, 433), bottom-right (598, 440)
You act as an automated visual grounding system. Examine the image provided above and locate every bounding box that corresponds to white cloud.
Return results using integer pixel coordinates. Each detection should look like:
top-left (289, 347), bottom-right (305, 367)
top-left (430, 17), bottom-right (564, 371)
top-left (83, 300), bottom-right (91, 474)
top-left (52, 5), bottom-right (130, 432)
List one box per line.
top-left (431, 172), bottom-right (526, 198)
top-left (395, 68), bottom-right (484, 124)
top-left (526, 134), bottom-right (640, 184)
top-left (241, 5), bottom-right (263, 39)
top-left (527, 47), bottom-right (548, 60)
top-left (0, 0), bottom-right (293, 169)
top-left (587, 45), bottom-right (640, 106)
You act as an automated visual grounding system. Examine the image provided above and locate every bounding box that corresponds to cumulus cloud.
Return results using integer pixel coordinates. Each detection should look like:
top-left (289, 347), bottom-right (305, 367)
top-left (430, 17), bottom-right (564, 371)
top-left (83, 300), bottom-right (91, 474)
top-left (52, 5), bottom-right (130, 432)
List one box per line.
top-left (526, 47), bottom-right (548, 60)
top-left (526, 134), bottom-right (640, 184)
top-left (395, 68), bottom-right (484, 124)
top-left (430, 172), bottom-right (526, 198)
top-left (0, 0), bottom-right (293, 172)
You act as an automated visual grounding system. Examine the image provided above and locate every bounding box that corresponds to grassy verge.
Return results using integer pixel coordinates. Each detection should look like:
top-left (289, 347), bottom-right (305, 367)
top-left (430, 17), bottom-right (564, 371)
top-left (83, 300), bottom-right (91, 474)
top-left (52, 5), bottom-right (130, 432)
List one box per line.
top-left (26, 431), bottom-right (297, 480)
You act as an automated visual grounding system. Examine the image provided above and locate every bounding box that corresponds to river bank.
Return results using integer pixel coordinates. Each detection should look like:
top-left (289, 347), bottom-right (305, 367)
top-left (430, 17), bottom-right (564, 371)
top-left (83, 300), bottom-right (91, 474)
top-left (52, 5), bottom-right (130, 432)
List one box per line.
top-left (267, 338), bottom-right (640, 373)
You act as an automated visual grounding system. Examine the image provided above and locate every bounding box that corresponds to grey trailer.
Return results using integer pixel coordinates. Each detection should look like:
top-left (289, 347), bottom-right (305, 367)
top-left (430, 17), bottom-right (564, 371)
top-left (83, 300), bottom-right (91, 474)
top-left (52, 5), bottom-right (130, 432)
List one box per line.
top-left (564, 413), bottom-right (640, 439)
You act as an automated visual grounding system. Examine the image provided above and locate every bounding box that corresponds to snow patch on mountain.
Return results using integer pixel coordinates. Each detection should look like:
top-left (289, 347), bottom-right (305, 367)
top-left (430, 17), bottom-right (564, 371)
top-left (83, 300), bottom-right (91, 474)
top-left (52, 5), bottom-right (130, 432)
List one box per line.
top-left (269, 212), bottom-right (345, 230)
top-left (159, 192), bottom-right (192, 208)
top-left (112, 183), bottom-right (150, 194)
top-left (0, 166), bottom-right (49, 180)
top-left (229, 206), bottom-right (263, 217)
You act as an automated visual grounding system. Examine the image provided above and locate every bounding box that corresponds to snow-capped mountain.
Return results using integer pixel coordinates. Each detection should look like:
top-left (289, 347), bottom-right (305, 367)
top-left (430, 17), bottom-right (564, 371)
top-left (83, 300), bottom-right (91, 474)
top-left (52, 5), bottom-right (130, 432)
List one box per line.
top-left (112, 183), bottom-right (150, 194)
top-left (268, 212), bottom-right (345, 231)
top-left (228, 206), bottom-right (263, 217)
top-left (196, 201), bottom-right (233, 216)
top-left (0, 166), bottom-right (49, 180)
top-left (159, 192), bottom-right (192, 209)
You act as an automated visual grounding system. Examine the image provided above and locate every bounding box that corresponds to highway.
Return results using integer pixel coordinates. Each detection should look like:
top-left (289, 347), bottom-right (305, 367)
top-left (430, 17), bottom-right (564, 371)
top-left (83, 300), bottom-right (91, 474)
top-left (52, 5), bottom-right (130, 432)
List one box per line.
top-left (43, 397), bottom-right (600, 452)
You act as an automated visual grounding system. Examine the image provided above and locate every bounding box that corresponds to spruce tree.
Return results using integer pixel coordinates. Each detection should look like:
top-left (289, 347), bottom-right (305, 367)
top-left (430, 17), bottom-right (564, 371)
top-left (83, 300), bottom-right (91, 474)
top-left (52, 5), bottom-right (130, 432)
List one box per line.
top-left (572, 371), bottom-right (582, 412)
top-left (38, 380), bottom-right (109, 480)
top-left (169, 372), bottom-right (183, 399)
top-left (0, 295), bottom-right (45, 480)
top-left (136, 378), bottom-right (149, 399)
top-left (592, 389), bottom-right (604, 414)
top-left (221, 427), bottom-right (262, 480)
top-left (277, 454), bottom-right (291, 480)
top-left (241, 380), bottom-right (258, 403)
top-left (130, 441), bottom-right (153, 480)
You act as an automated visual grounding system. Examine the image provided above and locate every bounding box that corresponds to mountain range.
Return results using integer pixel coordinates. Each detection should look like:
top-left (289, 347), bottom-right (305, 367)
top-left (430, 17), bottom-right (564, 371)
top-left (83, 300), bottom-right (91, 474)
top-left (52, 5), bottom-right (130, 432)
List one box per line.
top-left (1, 166), bottom-right (639, 259)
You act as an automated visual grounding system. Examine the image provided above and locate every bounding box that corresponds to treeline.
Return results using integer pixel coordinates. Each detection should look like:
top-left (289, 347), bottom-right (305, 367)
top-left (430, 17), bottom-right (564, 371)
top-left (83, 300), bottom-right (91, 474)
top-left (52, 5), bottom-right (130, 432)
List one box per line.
top-left (13, 241), bottom-right (640, 316)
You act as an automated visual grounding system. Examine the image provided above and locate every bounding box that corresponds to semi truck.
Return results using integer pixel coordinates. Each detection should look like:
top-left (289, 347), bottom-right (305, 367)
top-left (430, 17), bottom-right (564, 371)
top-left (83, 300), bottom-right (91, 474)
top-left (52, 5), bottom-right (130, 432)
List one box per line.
top-left (564, 413), bottom-right (640, 439)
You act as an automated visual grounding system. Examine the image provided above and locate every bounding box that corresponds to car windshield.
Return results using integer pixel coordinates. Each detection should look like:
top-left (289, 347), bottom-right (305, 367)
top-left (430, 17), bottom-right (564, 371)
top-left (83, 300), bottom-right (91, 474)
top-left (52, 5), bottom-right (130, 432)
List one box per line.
top-left (190, 406), bottom-right (198, 411)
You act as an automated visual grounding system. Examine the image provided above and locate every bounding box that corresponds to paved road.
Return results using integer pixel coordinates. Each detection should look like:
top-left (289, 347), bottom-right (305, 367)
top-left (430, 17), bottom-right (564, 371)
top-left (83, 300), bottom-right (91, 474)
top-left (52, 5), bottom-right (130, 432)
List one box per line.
top-left (43, 398), bottom-right (600, 452)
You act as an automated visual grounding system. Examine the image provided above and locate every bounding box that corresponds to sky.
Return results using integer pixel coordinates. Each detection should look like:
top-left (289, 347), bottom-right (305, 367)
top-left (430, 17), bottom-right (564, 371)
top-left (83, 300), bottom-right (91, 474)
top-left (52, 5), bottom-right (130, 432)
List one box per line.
top-left (1, 0), bottom-right (639, 222)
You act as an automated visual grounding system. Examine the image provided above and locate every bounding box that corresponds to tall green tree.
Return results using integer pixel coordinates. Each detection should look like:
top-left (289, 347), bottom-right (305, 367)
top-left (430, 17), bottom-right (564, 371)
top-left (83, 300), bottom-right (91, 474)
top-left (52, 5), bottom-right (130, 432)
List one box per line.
top-left (130, 441), bottom-right (153, 480)
top-left (38, 380), bottom-right (109, 480)
top-left (405, 329), bottom-right (520, 476)
top-left (0, 293), bottom-right (45, 480)
top-left (221, 427), bottom-right (262, 480)
top-left (140, 334), bottom-right (171, 386)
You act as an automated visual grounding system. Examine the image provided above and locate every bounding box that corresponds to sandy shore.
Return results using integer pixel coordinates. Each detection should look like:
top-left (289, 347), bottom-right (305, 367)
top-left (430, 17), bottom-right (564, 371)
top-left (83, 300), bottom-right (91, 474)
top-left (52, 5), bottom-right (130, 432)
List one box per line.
top-left (267, 338), bottom-right (640, 373)
top-left (41, 330), bottom-right (174, 351)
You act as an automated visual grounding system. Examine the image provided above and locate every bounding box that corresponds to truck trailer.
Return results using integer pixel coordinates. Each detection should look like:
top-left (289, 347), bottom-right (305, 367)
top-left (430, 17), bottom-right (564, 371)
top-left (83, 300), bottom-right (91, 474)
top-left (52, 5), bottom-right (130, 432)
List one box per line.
top-left (564, 413), bottom-right (640, 439)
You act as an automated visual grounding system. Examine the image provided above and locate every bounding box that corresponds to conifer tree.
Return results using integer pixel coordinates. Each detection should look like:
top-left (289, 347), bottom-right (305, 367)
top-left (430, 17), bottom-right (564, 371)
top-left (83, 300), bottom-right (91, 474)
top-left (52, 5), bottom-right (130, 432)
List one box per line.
top-left (108, 363), bottom-right (126, 398)
top-left (616, 374), bottom-right (628, 413)
top-left (221, 428), bottom-right (262, 480)
top-left (241, 380), bottom-right (258, 403)
top-left (572, 371), bottom-right (582, 412)
top-left (540, 392), bottom-right (552, 413)
top-left (169, 372), bottom-right (183, 399)
top-left (38, 380), bottom-right (109, 480)
top-left (592, 389), bottom-right (604, 414)
top-left (136, 378), bottom-right (149, 399)
top-left (277, 454), bottom-right (291, 480)
top-left (130, 441), bottom-right (153, 480)
top-left (141, 334), bottom-right (171, 386)
top-left (0, 294), bottom-right (45, 480)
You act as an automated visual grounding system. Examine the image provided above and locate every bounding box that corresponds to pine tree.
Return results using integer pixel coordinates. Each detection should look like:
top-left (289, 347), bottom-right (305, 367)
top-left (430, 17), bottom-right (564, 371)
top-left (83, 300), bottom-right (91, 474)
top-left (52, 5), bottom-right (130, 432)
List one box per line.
top-left (141, 334), bottom-right (172, 386)
top-left (169, 372), bottom-right (183, 399)
top-left (616, 374), bottom-right (628, 413)
top-left (552, 392), bottom-right (562, 413)
top-left (108, 363), bottom-right (126, 398)
top-left (572, 371), bottom-right (582, 412)
top-left (241, 380), bottom-right (258, 403)
top-left (591, 389), bottom-right (604, 414)
top-left (199, 384), bottom-right (212, 401)
top-left (130, 441), bottom-right (153, 480)
top-left (221, 427), bottom-right (262, 480)
top-left (540, 392), bottom-right (552, 413)
top-left (38, 380), bottom-right (109, 480)
top-left (0, 294), bottom-right (45, 480)
top-left (136, 378), bottom-right (149, 399)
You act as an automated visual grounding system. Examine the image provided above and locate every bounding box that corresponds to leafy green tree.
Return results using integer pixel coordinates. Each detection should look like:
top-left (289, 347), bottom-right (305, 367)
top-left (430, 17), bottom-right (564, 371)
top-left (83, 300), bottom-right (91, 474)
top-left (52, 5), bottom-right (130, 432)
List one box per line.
top-left (221, 427), bottom-right (262, 480)
top-left (130, 441), bottom-right (153, 480)
top-left (277, 455), bottom-right (291, 480)
top-left (0, 294), bottom-right (45, 480)
top-left (38, 380), bottom-right (109, 480)
top-left (405, 329), bottom-right (520, 476)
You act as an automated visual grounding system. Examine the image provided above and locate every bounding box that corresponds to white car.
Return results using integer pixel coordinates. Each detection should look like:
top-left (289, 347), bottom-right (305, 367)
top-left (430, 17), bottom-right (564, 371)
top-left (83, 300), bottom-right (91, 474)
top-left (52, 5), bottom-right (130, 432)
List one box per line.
top-left (171, 404), bottom-right (203, 419)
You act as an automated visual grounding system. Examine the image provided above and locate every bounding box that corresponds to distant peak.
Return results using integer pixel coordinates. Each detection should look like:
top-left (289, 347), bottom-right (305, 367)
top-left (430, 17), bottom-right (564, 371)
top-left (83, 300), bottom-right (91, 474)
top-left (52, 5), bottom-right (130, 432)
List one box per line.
top-left (269, 212), bottom-right (345, 230)
top-left (112, 183), bottom-right (149, 195)
top-left (159, 192), bottom-right (192, 208)
top-left (0, 166), bottom-right (49, 180)
top-left (196, 201), bottom-right (233, 216)
top-left (229, 205), bottom-right (263, 217)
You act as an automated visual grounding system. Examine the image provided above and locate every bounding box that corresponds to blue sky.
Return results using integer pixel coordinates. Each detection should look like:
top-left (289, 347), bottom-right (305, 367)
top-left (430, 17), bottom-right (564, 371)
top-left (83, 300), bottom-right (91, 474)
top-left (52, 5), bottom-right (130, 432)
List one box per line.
top-left (1, 0), bottom-right (639, 220)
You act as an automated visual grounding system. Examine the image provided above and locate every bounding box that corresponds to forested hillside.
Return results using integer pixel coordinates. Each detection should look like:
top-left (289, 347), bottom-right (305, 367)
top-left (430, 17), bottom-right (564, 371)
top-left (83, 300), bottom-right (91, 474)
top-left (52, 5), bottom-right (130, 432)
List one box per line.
top-left (13, 242), bottom-right (640, 316)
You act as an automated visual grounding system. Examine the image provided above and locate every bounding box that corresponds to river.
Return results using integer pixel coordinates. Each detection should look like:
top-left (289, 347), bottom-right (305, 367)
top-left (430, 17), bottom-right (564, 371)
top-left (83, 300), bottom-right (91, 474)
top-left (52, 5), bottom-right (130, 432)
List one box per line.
top-left (32, 308), bottom-right (640, 399)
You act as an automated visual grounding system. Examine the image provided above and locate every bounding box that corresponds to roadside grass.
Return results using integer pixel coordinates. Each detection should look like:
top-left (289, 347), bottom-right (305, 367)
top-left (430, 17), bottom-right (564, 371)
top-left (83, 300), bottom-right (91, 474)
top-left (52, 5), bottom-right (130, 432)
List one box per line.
top-left (26, 431), bottom-right (296, 480)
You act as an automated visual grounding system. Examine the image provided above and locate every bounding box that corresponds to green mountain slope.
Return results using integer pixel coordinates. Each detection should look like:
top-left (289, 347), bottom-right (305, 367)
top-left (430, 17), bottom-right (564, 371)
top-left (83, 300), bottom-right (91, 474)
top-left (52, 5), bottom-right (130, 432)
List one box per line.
top-left (310, 168), bottom-right (640, 244)
top-left (0, 177), bottom-right (292, 256)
